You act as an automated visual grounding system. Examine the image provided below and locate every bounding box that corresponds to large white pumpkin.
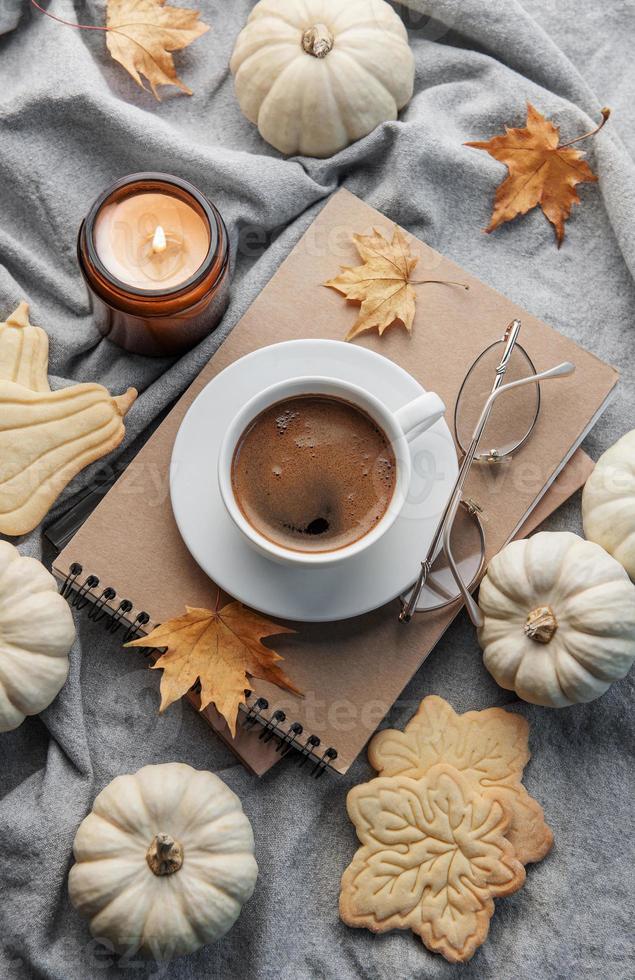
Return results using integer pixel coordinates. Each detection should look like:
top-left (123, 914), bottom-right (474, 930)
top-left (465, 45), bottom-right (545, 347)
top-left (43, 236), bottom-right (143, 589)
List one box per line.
top-left (68, 763), bottom-right (258, 960)
top-left (230, 0), bottom-right (415, 158)
top-left (478, 531), bottom-right (635, 708)
top-left (582, 429), bottom-right (635, 580)
top-left (0, 541), bottom-right (75, 732)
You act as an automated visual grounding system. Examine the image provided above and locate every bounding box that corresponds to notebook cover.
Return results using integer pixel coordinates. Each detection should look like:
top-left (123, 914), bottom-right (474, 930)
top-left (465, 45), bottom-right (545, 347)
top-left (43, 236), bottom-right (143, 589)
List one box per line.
top-left (54, 189), bottom-right (617, 774)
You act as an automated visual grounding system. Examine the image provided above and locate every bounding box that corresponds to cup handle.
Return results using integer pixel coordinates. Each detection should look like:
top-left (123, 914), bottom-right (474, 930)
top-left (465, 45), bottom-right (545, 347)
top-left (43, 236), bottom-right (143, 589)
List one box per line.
top-left (395, 392), bottom-right (446, 442)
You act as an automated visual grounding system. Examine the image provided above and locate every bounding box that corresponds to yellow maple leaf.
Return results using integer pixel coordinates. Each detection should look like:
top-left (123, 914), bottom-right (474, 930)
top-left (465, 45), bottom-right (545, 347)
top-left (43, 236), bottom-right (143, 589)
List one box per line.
top-left (106, 0), bottom-right (210, 99)
top-left (125, 602), bottom-right (301, 736)
top-left (466, 103), bottom-right (610, 246)
top-left (324, 227), bottom-right (467, 341)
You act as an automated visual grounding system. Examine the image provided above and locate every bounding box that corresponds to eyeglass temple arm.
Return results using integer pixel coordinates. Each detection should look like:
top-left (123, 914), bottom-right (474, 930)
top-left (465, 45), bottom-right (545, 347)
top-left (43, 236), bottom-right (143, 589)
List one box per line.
top-left (442, 512), bottom-right (483, 627)
top-left (399, 321), bottom-right (522, 624)
top-left (497, 318), bottom-right (522, 379)
top-left (399, 445), bottom-right (473, 623)
top-left (483, 318), bottom-right (521, 434)
top-left (465, 360), bottom-right (575, 471)
top-left (441, 360), bottom-right (575, 627)
top-left (400, 359), bottom-right (575, 624)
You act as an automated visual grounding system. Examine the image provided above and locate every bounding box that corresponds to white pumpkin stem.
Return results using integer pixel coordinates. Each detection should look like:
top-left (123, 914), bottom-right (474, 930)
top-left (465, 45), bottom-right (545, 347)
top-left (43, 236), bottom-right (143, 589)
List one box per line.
top-left (524, 605), bottom-right (558, 644)
top-left (146, 833), bottom-right (184, 876)
top-left (302, 24), bottom-right (334, 59)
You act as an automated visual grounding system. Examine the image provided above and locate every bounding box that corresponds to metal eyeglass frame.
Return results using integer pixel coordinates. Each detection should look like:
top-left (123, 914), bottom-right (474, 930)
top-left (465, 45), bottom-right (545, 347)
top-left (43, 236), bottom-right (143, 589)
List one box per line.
top-left (399, 318), bottom-right (575, 626)
top-left (453, 318), bottom-right (541, 464)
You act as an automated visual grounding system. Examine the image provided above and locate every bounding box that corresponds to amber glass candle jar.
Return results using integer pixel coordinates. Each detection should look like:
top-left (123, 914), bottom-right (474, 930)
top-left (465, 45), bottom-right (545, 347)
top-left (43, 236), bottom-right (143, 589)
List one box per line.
top-left (78, 173), bottom-right (230, 356)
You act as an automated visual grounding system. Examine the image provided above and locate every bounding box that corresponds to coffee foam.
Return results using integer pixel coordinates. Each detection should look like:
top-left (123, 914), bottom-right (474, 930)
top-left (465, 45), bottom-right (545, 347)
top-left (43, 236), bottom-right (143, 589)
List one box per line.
top-left (231, 395), bottom-right (397, 553)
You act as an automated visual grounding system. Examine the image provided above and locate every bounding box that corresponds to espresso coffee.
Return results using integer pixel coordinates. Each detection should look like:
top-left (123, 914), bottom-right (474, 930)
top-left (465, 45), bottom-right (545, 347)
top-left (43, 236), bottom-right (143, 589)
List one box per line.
top-left (231, 395), bottom-right (397, 553)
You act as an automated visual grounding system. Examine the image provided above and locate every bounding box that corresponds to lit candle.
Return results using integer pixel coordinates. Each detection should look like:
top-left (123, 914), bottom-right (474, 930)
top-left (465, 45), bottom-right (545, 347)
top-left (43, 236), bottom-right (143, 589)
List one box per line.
top-left (93, 191), bottom-right (211, 290)
top-left (152, 225), bottom-right (167, 253)
top-left (78, 174), bottom-right (231, 356)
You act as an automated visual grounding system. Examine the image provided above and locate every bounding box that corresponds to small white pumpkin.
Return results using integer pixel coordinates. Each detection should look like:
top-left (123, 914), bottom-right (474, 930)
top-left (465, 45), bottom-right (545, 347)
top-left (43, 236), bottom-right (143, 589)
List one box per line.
top-left (230, 0), bottom-right (415, 158)
top-left (0, 541), bottom-right (75, 732)
top-left (478, 531), bottom-right (635, 708)
top-left (582, 429), bottom-right (635, 580)
top-left (68, 763), bottom-right (258, 960)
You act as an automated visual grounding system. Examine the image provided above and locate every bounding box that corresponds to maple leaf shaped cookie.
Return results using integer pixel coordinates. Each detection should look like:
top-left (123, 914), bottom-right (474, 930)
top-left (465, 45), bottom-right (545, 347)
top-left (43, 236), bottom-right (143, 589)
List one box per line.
top-left (466, 103), bottom-right (609, 246)
top-left (368, 695), bottom-right (553, 865)
top-left (126, 603), bottom-right (302, 736)
top-left (340, 764), bottom-right (526, 963)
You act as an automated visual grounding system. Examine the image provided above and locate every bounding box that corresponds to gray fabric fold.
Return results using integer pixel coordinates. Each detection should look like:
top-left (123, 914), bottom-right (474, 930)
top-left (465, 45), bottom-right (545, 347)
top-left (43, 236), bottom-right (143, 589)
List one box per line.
top-left (0, 1), bottom-right (633, 977)
top-left (0, 0), bottom-right (22, 36)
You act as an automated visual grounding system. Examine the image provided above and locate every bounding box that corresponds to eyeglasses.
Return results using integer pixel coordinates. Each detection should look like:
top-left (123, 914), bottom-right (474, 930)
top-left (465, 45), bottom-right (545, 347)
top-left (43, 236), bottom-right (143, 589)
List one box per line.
top-left (399, 319), bottom-right (575, 626)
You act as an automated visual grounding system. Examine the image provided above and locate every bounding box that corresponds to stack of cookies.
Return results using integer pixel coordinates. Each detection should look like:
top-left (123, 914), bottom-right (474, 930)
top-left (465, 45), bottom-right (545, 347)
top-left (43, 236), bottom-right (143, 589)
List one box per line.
top-left (339, 696), bottom-right (553, 963)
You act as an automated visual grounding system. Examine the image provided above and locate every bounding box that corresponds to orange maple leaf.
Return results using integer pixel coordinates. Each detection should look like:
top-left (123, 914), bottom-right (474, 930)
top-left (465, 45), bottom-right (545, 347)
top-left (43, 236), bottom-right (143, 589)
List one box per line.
top-left (466, 104), bottom-right (610, 246)
top-left (125, 602), bottom-right (302, 736)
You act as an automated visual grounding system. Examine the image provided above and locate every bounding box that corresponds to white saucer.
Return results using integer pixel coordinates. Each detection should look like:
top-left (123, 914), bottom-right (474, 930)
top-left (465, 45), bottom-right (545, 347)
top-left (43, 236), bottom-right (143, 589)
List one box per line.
top-left (170, 340), bottom-right (458, 623)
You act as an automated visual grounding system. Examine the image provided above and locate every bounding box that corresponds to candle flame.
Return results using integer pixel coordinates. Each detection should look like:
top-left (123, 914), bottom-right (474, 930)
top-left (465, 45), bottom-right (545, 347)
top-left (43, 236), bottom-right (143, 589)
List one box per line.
top-left (152, 225), bottom-right (167, 253)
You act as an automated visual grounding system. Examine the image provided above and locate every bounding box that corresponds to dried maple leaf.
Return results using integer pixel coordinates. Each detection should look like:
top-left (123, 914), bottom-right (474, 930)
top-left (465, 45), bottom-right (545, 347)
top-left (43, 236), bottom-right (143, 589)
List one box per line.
top-left (324, 227), bottom-right (467, 341)
top-left (340, 765), bottom-right (526, 963)
top-left (125, 602), bottom-right (302, 736)
top-left (106, 0), bottom-right (210, 99)
top-left (466, 103), bottom-right (610, 246)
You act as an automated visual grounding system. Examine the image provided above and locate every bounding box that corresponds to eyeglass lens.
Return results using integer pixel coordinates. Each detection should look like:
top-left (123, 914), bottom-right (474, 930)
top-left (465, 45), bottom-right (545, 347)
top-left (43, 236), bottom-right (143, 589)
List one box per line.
top-left (455, 342), bottom-right (540, 460)
top-left (410, 504), bottom-right (484, 612)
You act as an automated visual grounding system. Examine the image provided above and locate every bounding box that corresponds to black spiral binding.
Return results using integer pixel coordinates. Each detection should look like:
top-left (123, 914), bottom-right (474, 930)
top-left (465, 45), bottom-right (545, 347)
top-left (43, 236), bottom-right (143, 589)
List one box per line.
top-left (59, 565), bottom-right (339, 777)
top-left (60, 564), bottom-right (143, 639)
top-left (242, 696), bottom-right (338, 778)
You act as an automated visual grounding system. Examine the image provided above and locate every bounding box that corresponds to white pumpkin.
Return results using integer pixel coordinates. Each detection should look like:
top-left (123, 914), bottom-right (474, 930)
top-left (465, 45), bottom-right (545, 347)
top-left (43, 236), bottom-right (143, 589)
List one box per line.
top-left (68, 763), bottom-right (258, 960)
top-left (0, 541), bottom-right (75, 732)
top-left (230, 0), bottom-right (415, 158)
top-left (478, 531), bottom-right (635, 708)
top-left (582, 429), bottom-right (635, 580)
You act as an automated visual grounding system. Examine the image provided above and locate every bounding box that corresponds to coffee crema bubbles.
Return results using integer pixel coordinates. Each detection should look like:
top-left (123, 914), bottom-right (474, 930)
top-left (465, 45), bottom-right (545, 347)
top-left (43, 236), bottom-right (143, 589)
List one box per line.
top-left (231, 395), bottom-right (397, 553)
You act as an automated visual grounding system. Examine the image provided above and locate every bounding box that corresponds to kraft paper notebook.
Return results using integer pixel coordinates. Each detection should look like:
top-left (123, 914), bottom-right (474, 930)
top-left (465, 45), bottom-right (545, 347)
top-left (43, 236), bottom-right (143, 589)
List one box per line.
top-left (53, 189), bottom-right (618, 776)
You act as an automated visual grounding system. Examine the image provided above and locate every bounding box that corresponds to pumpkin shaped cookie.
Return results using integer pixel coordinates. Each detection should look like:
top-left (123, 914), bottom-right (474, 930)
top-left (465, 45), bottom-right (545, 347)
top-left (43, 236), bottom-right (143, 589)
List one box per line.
top-left (0, 301), bottom-right (50, 391)
top-left (0, 302), bottom-right (136, 536)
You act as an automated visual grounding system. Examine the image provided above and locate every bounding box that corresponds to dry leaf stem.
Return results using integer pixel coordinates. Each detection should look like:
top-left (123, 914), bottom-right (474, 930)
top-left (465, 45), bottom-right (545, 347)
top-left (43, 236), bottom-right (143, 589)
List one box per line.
top-left (30, 0), bottom-right (107, 31)
top-left (558, 106), bottom-right (611, 148)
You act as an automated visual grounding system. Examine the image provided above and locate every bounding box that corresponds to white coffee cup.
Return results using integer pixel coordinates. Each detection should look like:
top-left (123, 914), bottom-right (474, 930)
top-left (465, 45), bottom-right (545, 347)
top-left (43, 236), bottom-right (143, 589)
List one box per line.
top-left (218, 376), bottom-right (445, 568)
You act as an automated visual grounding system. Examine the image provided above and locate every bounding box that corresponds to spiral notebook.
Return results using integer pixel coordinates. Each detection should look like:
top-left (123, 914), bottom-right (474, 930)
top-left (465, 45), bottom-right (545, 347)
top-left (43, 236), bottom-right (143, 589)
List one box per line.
top-left (53, 189), bottom-right (618, 777)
